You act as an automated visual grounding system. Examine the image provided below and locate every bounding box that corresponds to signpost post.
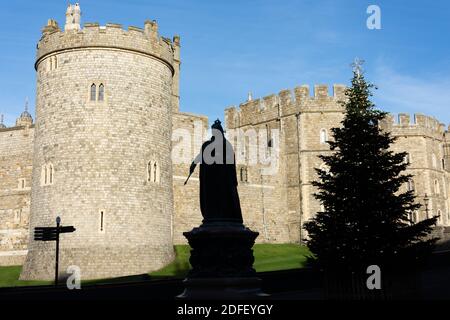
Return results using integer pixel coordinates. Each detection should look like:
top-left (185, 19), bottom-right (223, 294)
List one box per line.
top-left (34, 217), bottom-right (76, 286)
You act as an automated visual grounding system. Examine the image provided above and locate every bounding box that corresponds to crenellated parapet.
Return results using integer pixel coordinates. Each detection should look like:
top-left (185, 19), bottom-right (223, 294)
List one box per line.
top-left (36, 20), bottom-right (179, 74)
top-left (381, 113), bottom-right (448, 140)
top-left (225, 84), bottom-right (346, 128)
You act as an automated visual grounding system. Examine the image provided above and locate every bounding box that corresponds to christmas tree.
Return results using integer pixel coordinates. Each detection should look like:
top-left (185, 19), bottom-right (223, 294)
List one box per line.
top-left (304, 60), bottom-right (437, 274)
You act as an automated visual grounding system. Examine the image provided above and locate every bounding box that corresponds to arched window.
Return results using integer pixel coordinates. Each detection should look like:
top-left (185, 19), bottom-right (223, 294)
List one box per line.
top-left (53, 56), bottom-right (57, 69)
top-left (320, 129), bottom-right (328, 144)
top-left (98, 84), bottom-right (104, 101)
top-left (90, 84), bottom-right (97, 101)
top-left (434, 179), bottom-right (440, 195)
top-left (41, 164), bottom-right (54, 186)
top-left (432, 154), bottom-right (437, 169)
top-left (148, 161), bottom-right (160, 184)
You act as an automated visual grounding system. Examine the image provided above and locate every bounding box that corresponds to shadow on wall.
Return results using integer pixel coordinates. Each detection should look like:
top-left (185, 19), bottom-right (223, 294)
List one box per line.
top-left (433, 226), bottom-right (450, 252)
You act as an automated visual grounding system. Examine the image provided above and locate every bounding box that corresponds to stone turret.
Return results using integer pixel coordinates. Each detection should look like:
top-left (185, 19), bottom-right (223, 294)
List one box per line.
top-left (65, 3), bottom-right (81, 32)
top-left (15, 99), bottom-right (33, 127)
top-left (21, 4), bottom-right (178, 280)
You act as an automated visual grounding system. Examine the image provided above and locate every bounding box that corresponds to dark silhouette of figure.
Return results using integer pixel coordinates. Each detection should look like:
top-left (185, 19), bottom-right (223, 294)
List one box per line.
top-left (186, 119), bottom-right (243, 224)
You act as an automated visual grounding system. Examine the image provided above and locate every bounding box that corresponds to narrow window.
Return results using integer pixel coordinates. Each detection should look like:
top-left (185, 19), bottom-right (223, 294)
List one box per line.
top-left (240, 167), bottom-right (248, 183)
top-left (100, 211), bottom-right (104, 232)
top-left (49, 165), bottom-right (53, 184)
top-left (41, 167), bottom-right (45, 185)
top-left (407, 179), bottom-right (415, 193)
top-left (98, 84), bottom-right (104, 102)
top-left (442, 159), bottom-right (445, 170)
top-left (153, 162), bottom-right (158, 183)
top-left (44, 166), bottom-right (48, 185)
top-left (18, 179), bottom-right (26, 190)
top-left (14, 210), bottom-right (21, 223)
top-left (320, 129), bottom-right (328, 144)
top-left (435, 179), bottom-right (440, 195)
top-left (407, 211), bottom-right (413, 224)
top-left (147, 161), bottom-right (152, 182)
top-left (90, 84), bottom-right (97, 101)
top-left (410, 211), bottom-right (418, 223)
top-left (54, 56), bottom-right (57, 69)
top-left (266, 124), bottom-right (272, 148)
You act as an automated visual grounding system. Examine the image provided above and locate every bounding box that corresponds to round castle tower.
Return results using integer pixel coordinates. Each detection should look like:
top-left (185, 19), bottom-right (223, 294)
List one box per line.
top-left (21, 4), bottom-right (180, 280)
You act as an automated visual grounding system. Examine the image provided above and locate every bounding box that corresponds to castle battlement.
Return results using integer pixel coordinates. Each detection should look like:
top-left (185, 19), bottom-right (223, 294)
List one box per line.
top-left (36, 19), bottom-right (179, 73)
top-left (225, 84), bottom-right (346, 128)
top-left (381, 113), bottom-right (448, 138)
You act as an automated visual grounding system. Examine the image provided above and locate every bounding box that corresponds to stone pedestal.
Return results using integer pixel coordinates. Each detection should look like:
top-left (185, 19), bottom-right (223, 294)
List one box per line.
top-left (177, 223), bottom-right (268, 300)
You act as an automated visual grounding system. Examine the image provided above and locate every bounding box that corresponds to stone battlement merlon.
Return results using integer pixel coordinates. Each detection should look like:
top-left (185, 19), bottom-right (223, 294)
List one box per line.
top-left (225, 84), bottom-right (347, 128)
top-left (381, 113), bottom-right (448, 138)
top-left (36, 20), bottom-right (179, 74)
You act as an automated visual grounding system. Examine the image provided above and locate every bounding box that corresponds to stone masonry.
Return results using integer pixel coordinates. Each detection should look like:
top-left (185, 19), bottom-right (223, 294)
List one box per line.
top-left (19, 4), bottom-right (179, 280)
top-left (225, 85), bottom-right (450, 243)
top-left (0, 4), bottom-right (449, 279)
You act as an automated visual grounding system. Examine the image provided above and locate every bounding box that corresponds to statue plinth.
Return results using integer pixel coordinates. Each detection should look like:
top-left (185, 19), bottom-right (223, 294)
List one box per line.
top-left (177, 222), bottom-right (268, 300)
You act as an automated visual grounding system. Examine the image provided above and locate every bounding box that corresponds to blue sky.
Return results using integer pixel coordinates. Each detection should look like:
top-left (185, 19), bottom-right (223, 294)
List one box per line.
top-left (0, 0), bottom-right (449, 127)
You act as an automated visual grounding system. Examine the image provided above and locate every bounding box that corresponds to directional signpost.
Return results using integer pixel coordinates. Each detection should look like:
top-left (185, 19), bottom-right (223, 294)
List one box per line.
top-left (34, 217), bottom-right (76, 286)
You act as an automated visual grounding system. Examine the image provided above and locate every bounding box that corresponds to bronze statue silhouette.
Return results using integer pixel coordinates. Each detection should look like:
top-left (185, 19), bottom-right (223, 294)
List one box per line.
top-left (185, 119), bottom-right (243, 224)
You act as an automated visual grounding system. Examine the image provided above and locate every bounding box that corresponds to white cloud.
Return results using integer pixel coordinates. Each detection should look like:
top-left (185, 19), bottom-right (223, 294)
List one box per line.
top-left (373, 66), bottom-right (450, 124)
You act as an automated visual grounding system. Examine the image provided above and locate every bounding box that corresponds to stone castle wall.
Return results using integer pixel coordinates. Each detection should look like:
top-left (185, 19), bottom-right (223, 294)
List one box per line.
top-left (226, 85), bottom-right (450, 242)
top-left (382, 114), bottom-right (450, 225)
top-left (172, 112), bottom-right (207, 244)
top-left (0, 126), bottom-right (34, 265)
top-left (3, 82), bottom-right (449, 271)
top-left (1, 5), bottom-right (449, 277)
